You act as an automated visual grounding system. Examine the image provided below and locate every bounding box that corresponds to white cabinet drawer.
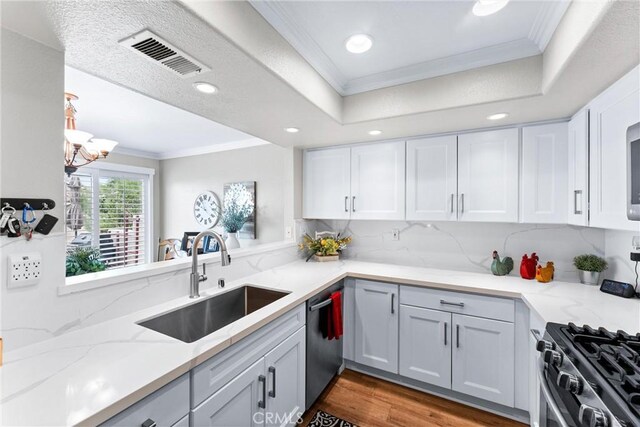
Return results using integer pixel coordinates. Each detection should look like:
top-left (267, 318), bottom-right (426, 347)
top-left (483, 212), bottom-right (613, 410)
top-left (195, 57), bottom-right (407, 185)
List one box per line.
top-left (400, 286), bottom-right (514, 323)
top-left (100, 374), bottom-right (189, 427)
top-left (191, 304), bottom-right (305, 407)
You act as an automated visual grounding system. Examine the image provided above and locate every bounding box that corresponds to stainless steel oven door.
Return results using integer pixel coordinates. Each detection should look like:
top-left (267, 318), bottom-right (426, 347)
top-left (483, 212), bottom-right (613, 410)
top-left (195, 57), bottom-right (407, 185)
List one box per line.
top-left (538, 366), bottom-right (573, 427)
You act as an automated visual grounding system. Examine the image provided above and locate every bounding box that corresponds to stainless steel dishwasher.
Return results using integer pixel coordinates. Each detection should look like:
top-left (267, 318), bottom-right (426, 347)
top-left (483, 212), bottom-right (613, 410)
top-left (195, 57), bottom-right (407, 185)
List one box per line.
top-left (305, 281), bottom-right (344, 410)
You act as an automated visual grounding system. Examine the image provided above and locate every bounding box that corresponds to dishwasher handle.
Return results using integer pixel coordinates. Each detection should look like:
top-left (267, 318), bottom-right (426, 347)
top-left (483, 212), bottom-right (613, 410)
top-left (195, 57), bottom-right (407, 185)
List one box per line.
top-left (309, 298), bottom-right (332, 312)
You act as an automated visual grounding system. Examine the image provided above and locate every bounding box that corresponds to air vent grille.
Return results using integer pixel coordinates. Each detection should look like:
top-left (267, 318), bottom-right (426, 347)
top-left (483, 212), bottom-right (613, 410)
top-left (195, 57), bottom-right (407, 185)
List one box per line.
top-left (120, 30), bottom-right (210, 78)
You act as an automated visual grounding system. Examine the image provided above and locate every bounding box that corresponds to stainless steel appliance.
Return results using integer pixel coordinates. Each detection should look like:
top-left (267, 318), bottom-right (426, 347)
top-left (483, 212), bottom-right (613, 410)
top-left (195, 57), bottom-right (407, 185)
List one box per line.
top-left (628, 122), bottom-right (640, 221)
top-left (534, 323), bottom-right (640, 427)
top-left (305, 282), bottom-right (344, 410)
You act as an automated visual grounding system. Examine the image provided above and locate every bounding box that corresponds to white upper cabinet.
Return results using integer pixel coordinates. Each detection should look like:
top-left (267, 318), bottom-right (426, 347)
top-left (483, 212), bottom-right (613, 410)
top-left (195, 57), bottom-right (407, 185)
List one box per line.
top-left (406, 136), bottom-right (458, 221)
top-left (350, 141), bottom-right (406, 220)
top-left (567, 110), bottom-right (590, 226)
top-left (589, 67), bottom-right (640, 231)
top-left (521, 123), bottom-right (568, 224)
top-left (303, 147), bottom-right (351, 219)
top-left (458, 128), bottom-right (519, 222)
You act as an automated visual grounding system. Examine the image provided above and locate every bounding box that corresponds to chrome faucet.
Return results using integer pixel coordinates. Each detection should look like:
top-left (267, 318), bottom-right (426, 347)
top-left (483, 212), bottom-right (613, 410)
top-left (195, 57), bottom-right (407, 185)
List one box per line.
top-left (190, 230), bottom-right (231, 298)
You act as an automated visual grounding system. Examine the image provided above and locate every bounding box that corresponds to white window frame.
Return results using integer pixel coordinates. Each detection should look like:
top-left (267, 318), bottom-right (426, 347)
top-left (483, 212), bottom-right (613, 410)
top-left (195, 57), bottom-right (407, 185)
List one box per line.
top-left (68, 162), bottom-right (155, 267)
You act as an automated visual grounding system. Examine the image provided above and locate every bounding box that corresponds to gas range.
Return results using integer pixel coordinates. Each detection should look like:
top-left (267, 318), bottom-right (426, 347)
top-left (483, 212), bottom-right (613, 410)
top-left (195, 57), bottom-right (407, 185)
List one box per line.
top-left (537, 322), bottom-right (640, 427)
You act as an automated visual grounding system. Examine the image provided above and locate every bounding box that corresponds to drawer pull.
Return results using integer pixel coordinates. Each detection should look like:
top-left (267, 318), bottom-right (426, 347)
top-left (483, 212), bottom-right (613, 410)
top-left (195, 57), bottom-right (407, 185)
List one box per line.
top-left (258, 375), bottom-right (266, 408)
top-left (440, 299), bottom-right (464, 308)
top-left (141, 420), bottom-right (156, 427)
top-left (444, 322), bottom-right (448, 346)
top-left (391, 293), bottom-right (395, 314)
top-left (268, 366), bottom-right (276, 398)
top-left (456, 325), bottom-right (460, 348)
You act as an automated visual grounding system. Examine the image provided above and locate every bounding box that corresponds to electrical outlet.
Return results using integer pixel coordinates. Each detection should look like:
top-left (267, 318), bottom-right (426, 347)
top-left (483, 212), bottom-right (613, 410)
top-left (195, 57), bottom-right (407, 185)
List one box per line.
top-left (632, 236), bottom-right (640, 251)
top-left (8, 253), bottom-right (41, 288)
top-left (285, 226), bottom-right (293, 239)
top-left (391, 229), bottom-right (400, 241)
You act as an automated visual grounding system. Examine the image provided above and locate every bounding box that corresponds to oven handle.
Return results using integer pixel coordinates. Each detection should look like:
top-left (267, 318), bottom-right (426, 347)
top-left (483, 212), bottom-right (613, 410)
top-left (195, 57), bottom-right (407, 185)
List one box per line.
top-left (309, 298), bottom-right (332, 312)
top-left (537, 363), bottom-right (570, 427)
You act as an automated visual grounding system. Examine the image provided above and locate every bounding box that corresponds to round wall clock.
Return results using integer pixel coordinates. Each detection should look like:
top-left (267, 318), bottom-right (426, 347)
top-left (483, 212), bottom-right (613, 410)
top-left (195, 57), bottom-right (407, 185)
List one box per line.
top-left (193, 191), bottom-right (221, 229)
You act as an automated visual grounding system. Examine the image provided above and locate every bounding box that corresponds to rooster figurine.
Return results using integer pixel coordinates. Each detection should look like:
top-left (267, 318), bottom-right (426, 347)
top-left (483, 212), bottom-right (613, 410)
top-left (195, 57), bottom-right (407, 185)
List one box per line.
top-left (536, 262), bottom-right (555, 283)
top-left (491, 250), bottom-right (514, 276)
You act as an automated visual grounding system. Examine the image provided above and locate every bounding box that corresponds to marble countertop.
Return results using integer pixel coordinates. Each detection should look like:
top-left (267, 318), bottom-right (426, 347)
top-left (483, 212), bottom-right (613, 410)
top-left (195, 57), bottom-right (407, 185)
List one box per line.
top-left (2, 259), bottom-right (639, 426)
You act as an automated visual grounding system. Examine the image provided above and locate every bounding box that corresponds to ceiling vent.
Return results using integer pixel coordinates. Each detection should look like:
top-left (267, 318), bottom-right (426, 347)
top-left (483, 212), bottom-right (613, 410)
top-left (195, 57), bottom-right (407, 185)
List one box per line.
top-left (119, 29), bottom-right (210, 78)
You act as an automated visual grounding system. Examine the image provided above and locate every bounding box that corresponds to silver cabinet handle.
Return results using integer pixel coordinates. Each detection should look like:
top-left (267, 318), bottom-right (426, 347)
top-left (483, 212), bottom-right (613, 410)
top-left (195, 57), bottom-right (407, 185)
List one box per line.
top-left (450, 194), bottom-right (454, 213)
top-left (268, 366), bottom-right (276, 398)
top-left (391, 293), bottom-right (395, 314)
top-left (444, 322), bottom-right (448, 346)
top-left (440, 299), bottom-right (464, 308)
top-left (574, 190), bottom-right (583, 215)
top-left (344, 196), bottom-right (349, 213)
top-left (456, 324), bottom-right (460, 348)
top-left (352, 196), bottom-right (356, 212)
top-left (141, 420), bottom-right (156, 427)
top-left (258, 375), bottom-right (266, 408)
top-left (459, 193), bottom-right (464, 214)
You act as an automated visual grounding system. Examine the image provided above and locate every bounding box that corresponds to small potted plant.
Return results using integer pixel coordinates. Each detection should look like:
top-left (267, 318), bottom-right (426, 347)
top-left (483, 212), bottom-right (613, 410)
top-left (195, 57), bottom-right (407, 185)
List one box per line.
top-left (65, 247), bottom-right (106, 277)
top-left (299, 233), bottom-right (352, 262)
top-left (573, 254), bottom-right (608, 285)
top-left (221, 184), bottom-right (254, 249)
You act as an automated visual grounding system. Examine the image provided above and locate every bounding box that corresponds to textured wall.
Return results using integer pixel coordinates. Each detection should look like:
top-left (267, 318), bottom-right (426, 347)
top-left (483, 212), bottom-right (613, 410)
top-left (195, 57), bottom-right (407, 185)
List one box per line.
top-left (312, 219), bottom-right (606, 283)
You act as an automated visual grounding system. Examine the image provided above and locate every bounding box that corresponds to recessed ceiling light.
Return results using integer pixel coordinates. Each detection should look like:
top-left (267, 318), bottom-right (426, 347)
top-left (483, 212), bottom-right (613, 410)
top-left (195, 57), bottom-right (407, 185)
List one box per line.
top-left (284, 127), bottom-right (299, 133)
top-left (472, 0), bottom-right (510, 16)
top-left (368, 130), bottom-right (382, 136)
top-left (345, 34), bottom-right (373, 54)
top-left (193, 82), bottom-right (218, 94)
top-left (487, 112), bottom-right (509, 120)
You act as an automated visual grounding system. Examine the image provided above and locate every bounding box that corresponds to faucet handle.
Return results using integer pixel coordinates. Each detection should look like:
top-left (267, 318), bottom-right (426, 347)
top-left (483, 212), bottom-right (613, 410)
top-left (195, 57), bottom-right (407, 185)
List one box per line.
top-left (200, 263), bottom-right (208, 283)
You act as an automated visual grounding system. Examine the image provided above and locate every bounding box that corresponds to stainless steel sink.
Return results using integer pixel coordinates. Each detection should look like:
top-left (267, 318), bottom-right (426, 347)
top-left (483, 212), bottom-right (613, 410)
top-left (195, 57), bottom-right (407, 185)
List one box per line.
top-left (137, 285), bottom-right (289, 343)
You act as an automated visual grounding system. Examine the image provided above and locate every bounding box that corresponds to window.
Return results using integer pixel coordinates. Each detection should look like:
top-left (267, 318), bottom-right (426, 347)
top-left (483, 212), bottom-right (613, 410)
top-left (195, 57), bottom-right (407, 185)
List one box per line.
top-left (65, 165), bottom-right (153, 274)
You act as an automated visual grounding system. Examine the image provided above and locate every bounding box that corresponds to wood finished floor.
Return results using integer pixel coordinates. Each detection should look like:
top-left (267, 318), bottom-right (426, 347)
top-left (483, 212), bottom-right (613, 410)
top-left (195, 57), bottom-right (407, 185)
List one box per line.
top-left (301, 369), bottom-right (527, 427)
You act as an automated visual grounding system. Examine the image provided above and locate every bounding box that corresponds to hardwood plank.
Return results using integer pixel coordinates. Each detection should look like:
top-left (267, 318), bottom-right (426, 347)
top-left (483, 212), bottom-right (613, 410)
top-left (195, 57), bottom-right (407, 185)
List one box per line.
top-left (302, 369), bottom-right (526, 427)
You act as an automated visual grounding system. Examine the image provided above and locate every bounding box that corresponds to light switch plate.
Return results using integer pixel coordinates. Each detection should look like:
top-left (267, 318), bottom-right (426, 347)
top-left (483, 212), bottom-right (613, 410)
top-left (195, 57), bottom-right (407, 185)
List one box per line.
top-left (7, 253), bottom-right (41, 287)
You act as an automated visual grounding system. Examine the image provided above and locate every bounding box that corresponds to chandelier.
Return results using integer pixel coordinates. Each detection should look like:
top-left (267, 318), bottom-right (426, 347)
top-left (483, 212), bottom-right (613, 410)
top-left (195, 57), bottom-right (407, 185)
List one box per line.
top-left (64, 92), bottom-right (118, 176)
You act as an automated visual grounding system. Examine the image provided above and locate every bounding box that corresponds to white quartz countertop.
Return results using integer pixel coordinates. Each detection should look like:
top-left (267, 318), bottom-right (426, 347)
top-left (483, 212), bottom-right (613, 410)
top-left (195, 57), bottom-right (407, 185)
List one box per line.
top-left (2, 259), bottom-right (639, 426)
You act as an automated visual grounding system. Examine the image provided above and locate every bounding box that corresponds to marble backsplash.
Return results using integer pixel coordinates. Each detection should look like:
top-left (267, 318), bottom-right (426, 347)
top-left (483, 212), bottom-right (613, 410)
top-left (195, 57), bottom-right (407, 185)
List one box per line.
top-left (311, 220), bottom-right (607, 283)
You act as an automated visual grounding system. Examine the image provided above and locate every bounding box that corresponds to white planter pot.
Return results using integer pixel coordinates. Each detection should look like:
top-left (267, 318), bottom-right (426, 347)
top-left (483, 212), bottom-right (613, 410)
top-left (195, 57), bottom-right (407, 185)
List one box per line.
top-left (225, 232), bottom-right (240, 249)
top-left (578, 270), bottom-right (601, 286)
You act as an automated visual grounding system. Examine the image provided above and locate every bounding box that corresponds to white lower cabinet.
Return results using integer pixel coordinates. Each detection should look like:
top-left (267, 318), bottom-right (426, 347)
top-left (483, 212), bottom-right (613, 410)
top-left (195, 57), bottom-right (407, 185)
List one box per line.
top-left (354, 280), bottom-right (399, 373)
top-left (193, 358), bottom-right (265, 427)
top-left (264, 327), bottom-right (306, 427)
top-left (399, 305), bottom-right (451, 388)
top-left (192, 327), bottom-right (306, 427)
top-left (451, 314), bottom-right (515, 407)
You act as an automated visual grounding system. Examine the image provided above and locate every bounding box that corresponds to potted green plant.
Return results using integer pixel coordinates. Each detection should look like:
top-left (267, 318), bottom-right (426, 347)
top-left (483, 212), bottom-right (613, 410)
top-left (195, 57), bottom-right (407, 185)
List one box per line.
top-left (65, 247), bottom-right (106, 277)
top-left (573, 254), bottom-right (608, 285)
top-left (220, 183), bottom-right (254, 249)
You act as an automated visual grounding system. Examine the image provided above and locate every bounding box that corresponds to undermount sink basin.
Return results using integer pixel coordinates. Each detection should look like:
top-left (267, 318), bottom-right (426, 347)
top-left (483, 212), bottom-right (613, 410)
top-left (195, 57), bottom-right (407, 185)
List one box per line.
top-left (137, 285), bottom-right (289, 343)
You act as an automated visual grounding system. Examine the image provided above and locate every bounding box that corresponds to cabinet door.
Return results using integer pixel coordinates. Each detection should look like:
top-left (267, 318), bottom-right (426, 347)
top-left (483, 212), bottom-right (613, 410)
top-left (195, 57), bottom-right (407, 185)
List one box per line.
top-left (406, 136), bottom-right (458, 221)
top-left (452, 314), bottom-right (515, 407)
top-left (567, 110), bottom-right (590, 226)
top-left (264, 327), bottom-right (306, 427)
top-left (350, 141), bottom-right (405, 220)
top-left (303, 147), bottom-right (351, 219)
top-left (521, 123), bottom-right (568, 224)
top-left (399, 305), bottom-right (451, 389)
top-left (589, 67), bottom-right (640, 230)
top-left (354, 280), bottom-right (399, 373)
top-left (192, 358), bottom-right (265, 427)
top-left (458, 129), bottom-right (519, 222)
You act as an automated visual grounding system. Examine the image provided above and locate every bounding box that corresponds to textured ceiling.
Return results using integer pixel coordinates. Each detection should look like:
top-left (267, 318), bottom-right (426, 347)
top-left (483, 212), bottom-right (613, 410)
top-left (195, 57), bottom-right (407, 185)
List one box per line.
top-left (249, 0), bottom-right (569, 95)
top-left (1, 0), bottom-right (638, 150)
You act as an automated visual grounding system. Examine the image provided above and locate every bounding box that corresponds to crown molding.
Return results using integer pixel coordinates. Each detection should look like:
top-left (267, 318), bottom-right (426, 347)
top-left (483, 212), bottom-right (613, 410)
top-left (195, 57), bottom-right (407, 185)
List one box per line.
top-left (112, 146), bottom-right (162, 159)
top-left (250, 2), bottom-right (563, 96)
top-left (249, 0), bottom-right (348, 94)
top-left (529, 0), bottom-right (571, 51)
top-left (156, 138), bottom-right (271, 160)
top-left (343, 38), bottom-right (541, 95)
